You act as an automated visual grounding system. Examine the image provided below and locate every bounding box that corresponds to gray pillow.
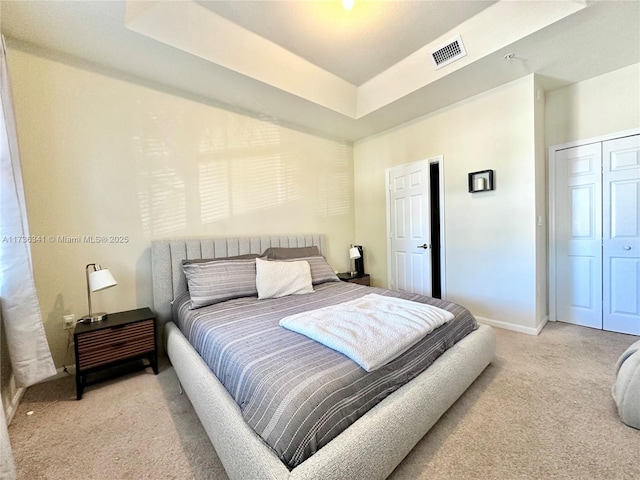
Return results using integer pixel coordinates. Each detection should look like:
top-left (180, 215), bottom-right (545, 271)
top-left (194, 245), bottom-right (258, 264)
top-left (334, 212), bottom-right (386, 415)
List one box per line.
top-left (261, 246), bottom-right (320, 260)
top-left (281, 256), bottom-right (339, 285)
top-left (183, 257), bottom-right (257, 309)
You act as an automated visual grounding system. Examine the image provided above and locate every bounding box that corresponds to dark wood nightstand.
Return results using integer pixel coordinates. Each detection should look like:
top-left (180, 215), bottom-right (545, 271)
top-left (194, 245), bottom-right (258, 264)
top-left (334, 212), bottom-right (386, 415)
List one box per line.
top-left (74, 307), bottom-right (157, 400)
top-left (337, 273), bottom-right (370, 286)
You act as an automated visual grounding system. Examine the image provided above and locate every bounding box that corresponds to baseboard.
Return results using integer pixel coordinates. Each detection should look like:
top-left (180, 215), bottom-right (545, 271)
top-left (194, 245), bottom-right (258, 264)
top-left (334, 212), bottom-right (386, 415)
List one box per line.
top-left (536, 315), bottom-right (549, 334)
top-left (475, 315), bottom-right (548, 336)
top-left (4, 375), bottom-right (25, 426)
top-left (4, 365), bottom-right (77, 424)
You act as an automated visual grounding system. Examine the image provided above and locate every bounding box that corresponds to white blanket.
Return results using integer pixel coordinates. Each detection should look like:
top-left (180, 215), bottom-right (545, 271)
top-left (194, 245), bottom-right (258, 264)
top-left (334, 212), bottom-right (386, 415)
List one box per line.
top-left (279, 293), bottom-right (454, 372)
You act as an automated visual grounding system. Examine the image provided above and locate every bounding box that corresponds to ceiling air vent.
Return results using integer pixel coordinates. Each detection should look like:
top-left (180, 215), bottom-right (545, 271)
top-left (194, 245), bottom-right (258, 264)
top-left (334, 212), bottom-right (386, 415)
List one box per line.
top-left (430, 35), bottom-right (467, 70)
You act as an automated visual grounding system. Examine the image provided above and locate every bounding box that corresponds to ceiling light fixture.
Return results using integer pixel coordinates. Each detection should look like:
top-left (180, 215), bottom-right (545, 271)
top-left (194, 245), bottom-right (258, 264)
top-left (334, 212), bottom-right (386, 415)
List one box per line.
top-left (342, 0), bottom-right (355, 11)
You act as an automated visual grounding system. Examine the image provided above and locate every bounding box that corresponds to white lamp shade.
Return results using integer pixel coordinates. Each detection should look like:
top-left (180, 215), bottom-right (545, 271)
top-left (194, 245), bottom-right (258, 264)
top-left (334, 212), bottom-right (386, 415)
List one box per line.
top-left (349, 247), bottom-right (361, 260)
top-left (89, 268), bottom-right (117, 292)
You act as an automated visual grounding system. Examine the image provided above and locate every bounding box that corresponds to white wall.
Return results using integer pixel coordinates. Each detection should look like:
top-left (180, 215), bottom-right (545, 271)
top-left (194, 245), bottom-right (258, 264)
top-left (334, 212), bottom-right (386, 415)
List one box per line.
top-left (544, 63), bottom-right (639, 329)
top-left (352, 64), bottom-right (640, 334)
top-left (354, 76), bottom-right (541, 333)
top-left (545, 63), bottom-right (640, 147)
top-left (534, 78), bottom-right (548, 328)
top-left (7, 44), bottom-right (355, 367)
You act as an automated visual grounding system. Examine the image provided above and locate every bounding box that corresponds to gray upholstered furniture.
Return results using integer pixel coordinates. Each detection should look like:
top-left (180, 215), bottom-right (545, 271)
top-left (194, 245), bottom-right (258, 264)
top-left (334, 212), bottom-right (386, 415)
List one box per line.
top-left (151, 235), bottom-right (496, 480)
top-left (613, 339), bottom-right (640, 430)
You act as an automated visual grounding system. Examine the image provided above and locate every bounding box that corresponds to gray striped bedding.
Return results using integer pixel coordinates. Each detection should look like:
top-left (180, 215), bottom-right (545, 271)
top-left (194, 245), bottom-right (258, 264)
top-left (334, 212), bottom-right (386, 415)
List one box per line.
top-left (173, 281), bottom-right (477, 469)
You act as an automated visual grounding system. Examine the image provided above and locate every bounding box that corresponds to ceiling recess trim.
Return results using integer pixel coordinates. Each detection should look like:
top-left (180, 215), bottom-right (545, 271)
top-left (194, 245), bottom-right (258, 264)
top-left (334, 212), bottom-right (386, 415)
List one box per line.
top-left (123, 0), bottom-right (587, 120)
top-left (124, 0), bottom-right (358, 118)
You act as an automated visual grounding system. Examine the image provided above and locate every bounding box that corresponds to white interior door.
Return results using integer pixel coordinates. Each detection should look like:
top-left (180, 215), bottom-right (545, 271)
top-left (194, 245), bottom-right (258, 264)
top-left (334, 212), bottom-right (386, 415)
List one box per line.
top-left (603, 135), bottom-right (640, 335)
top-left (555, 143), bottom-right (603, 329)
top-left (388, 160), bottom-right (431, 295)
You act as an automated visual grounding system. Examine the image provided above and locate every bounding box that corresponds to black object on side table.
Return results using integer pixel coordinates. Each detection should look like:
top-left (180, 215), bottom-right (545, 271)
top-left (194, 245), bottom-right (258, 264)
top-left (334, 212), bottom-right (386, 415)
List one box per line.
top-left (337, 272), bottom-right (371, 286)
top-left (74, 307), bottom-right (158, 400)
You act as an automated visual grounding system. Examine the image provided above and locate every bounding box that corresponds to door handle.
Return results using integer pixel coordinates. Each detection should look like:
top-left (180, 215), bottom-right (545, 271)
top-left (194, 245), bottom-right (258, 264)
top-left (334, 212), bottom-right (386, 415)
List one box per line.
top-left (417, 244), bottom-right (430, 249)
top-left (624, 246), bottom-right (632, 250)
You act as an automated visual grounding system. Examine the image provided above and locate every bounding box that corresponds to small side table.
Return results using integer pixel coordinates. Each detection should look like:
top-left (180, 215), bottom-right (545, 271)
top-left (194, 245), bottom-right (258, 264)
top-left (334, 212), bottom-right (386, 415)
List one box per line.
top-left (74, 307), bottom-right (158, 400)
top-left (337, 272), bottom-right (371, 286)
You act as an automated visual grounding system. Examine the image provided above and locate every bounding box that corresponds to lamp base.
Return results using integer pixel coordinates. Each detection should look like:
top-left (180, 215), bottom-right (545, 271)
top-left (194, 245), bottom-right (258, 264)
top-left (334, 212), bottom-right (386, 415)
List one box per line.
top-left (81, 312), bottom-right (108, 323)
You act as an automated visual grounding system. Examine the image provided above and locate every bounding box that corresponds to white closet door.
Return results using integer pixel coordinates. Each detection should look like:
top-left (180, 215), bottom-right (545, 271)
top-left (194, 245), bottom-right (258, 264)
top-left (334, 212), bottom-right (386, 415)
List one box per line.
top-left (555, 143), bottom-right (603, 329)
top-left (603, 135), bottom-right (640, 335)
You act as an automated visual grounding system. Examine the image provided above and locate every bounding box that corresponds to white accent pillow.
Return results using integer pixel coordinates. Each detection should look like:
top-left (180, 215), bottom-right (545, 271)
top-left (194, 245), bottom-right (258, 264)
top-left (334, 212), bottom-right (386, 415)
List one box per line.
top-left (255, 258), bottom-right (314, 299)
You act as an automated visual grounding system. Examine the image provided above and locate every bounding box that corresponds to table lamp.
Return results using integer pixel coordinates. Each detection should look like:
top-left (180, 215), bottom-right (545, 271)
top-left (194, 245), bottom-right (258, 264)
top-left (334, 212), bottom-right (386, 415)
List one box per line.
top-left (82, 263), bottom-right (117, 323)
top-left (349, 245), bottom-right (364, 276)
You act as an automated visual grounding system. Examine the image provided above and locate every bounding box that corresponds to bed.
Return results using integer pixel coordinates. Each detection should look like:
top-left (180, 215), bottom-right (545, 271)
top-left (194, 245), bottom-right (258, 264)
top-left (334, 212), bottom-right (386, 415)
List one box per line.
top-left (151, 235), bottom-right (496, 480)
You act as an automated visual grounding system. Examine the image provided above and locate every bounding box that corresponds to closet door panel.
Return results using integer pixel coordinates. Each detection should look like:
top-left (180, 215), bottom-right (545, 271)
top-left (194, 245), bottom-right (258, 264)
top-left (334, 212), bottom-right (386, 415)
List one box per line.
top-left (603, 135), bottom-right (640, 335)
top-left (555, 143), bottom-right (603, 329)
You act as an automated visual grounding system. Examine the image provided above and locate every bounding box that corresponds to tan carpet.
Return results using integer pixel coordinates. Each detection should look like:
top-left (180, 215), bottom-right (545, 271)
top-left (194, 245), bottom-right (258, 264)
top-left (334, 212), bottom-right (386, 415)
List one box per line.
top-left (8, 322), bottom-right (640, 480)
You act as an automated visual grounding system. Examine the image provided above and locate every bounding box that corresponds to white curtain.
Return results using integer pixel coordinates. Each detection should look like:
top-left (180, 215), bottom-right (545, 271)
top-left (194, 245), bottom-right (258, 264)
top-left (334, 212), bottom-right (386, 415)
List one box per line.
top-left (0, 398), bottom-right (16, 480)
top-left (0, 35), bottom-right (56, 479)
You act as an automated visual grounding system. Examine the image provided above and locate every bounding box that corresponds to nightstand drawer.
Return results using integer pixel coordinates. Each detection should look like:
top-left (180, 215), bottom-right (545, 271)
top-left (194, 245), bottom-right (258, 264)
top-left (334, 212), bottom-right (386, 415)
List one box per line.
top-left (74, 308), bottom-right (158, 400)
top-left (77, 319), bottom-right (155, 370)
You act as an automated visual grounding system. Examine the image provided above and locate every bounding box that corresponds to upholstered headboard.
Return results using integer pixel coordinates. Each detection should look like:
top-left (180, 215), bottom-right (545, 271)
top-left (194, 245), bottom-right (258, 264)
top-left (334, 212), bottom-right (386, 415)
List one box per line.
top-left (151, 235), bottom-right (327, 325)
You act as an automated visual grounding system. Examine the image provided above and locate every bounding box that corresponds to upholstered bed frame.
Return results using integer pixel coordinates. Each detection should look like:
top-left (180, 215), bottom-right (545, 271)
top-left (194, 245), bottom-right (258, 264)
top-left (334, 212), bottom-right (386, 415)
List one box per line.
top-left (151, 235), bottom-right (496, 480)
